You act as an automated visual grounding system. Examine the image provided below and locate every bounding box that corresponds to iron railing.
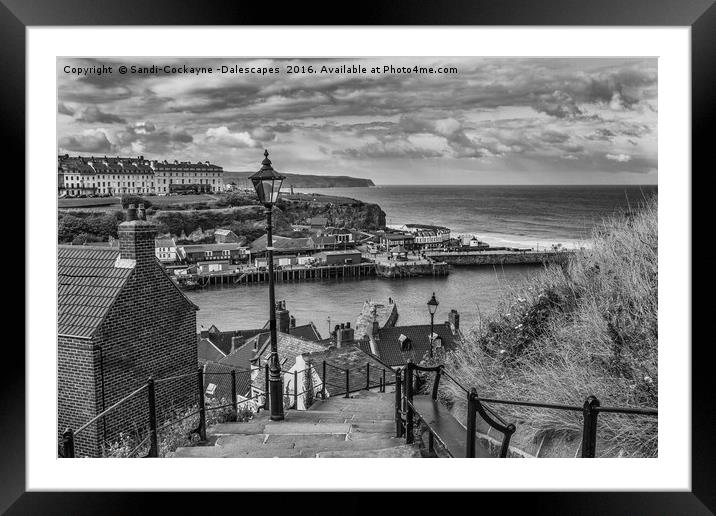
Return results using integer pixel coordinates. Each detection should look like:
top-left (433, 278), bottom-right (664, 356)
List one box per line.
top-left (60, 358), bottom-right (396, 458)
top-left (395, 361), bottom-right (658, 458)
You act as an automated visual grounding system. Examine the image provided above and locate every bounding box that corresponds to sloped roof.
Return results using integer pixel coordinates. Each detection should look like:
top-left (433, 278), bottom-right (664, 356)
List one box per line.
top-left (289, 322), bottom-right (322, 342)
top-left (203, 361), bottom-right (253, 399)
top-left (249, 234), bottom-right (312, 253)
top-left (302, 345), bottom-right (395, 395)
top-left (390, 245), bottom-right (407, 254)
top-left (375, 323), bottom-right (459, 366)
top-left (252, 333), bottom-right (329, 389)
top-left (57, 245), bottom-right (134, 338)
top-left (201, 327), bottom-right (266, 356)
top-left (198, 337), bottom-right (227, 364)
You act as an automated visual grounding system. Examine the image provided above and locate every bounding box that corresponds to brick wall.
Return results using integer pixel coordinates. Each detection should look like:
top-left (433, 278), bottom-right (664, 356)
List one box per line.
top-left (57, 336), bottom-right (101, 457)
top-left (94, 258), bottom-right (197, 449)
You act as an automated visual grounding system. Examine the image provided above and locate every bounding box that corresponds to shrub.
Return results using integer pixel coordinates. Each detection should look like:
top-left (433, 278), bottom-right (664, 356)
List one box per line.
top-left (120, 194), bottom-right (152, 209)
top-left (440, 196), bottom-right (658, 457)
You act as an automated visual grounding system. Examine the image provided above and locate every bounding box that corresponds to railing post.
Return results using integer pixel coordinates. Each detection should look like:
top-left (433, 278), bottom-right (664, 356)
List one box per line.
top-left (345, 369), bottom-right (350, 398)
top-left (382, 369), bottom-right (386, 393)
top-left (366, 362), bottom-right (370, 390)
top-left (322, 360), bottom-right (327, 399)
top-left (405, 362), bottom-right (414, 444)
top-left (61, 428), bottom-right (75, 458)
top-left (147, 377), bottom-right (158, 457)
top-left (395, 368), bottom-right (403, 437)
top-left (197, 366), bottom-right (207, 441)
top-left (294, 369), bottom-right (298, 408)
top-left (264, 363), bottom-right (270, 410)
top-left (432, 365), bottom-right (443, 400)
top-left (231, 370), bottom-right (238, 421)
top-left (466, 388), bottom-right (477, 458)
top-left (581, 395), bottom-right (600, 458)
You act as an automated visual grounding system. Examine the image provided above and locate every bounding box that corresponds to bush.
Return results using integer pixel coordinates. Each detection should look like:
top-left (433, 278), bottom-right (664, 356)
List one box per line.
top-left (120, 194), bottom-right (152, 209)
top-left (439, 197), bottom-right (658, 457)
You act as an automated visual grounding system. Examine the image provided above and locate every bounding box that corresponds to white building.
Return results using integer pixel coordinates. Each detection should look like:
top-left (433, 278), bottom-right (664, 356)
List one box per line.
top-left (155, 237), bottom-right (178, 263)
top-left (391, 224), bottom-right (451, 249)
top-left (58, 154), bottom-right (224, 197)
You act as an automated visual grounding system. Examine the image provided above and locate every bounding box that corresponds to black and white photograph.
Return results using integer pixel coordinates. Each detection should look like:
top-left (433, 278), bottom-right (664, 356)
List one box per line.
top-left (55, 56), bottom-right (660, 461)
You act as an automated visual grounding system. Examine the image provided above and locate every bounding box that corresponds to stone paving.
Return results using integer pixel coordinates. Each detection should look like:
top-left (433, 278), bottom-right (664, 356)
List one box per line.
top-left (171, 390), bottom-right (421, 458)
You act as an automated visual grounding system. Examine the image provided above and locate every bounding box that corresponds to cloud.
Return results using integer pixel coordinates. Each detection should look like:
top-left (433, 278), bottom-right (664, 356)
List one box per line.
top-left (204, 126), bottom-right (260, 148)
top-left (58, 103), bottom-right (75, 116)
top-left (115, 122), bottom-right (193, 153)
top-left (606, 153), bottom-right (632, 162)
top-left (59, 130), bottom-right (113, 153)
top-left (531, 90), bottom-right (583, 118)
top-left (75, 106), bottom-right (126, 124)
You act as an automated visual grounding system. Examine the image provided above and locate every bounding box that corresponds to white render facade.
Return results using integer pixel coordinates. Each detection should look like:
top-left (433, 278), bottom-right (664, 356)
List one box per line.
top-left (58, 155), bottom-right (224, 197)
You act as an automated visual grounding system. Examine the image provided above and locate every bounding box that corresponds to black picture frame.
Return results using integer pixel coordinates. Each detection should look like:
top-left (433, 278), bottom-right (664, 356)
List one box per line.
top-left (6, 0), bottom-right (711, 513)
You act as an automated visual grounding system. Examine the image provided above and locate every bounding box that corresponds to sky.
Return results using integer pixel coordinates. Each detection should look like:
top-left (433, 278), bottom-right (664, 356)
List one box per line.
top-left (57, 57), bottom-right (657, 185)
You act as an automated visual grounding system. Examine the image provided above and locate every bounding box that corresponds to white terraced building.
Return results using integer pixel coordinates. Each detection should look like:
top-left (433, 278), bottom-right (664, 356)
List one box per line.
top-left (58, 154), bottom-right (224, 196)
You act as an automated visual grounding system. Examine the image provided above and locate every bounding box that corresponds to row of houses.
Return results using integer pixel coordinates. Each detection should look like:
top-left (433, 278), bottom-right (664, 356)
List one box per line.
top-left (58, 154), bottom-right (224, 197)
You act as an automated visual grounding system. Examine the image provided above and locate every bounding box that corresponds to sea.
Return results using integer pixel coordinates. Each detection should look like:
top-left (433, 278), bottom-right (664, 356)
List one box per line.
top-left (186, 185), bottom-right (657, 334)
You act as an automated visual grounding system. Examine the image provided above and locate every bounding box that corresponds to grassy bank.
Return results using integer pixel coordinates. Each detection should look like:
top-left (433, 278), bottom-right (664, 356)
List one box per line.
top-left (439, 197), bottom-right (657, 457)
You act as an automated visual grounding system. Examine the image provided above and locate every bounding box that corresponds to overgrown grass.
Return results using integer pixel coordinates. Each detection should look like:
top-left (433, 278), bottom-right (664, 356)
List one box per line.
top-left (439, 196), bottom-right (658, 457)
top-left (100, 397), bottom-right (256, 458)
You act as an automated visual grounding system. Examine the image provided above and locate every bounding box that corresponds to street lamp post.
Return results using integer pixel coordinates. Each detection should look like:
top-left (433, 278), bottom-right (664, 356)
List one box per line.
top-left (427, 292), bottom-right (439, 359)
top-left (249, 150), bottom-right (286, 421)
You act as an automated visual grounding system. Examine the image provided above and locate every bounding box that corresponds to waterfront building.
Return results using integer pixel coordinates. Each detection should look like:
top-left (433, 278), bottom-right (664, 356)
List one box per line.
top-left (57, 154), bottom-right (224, 197)
top-left (58, 206), bottom-right (198, 457)
top-left (307, 216), bottom-right (328, 229)
top-left (155, 237), bottom-right (178, 263)
top-left (380, 232), bottom-right (415, 250)
top-left (316, 250), bottom-right (362, 265)
top-left (178, 243), bottom-right (249, 264)
top-left (308, 235), bottom-right (338, 250)
top-left (249, 234), bottom-right (313, 255)
top-left (389, 245), bottom-right (409, 260)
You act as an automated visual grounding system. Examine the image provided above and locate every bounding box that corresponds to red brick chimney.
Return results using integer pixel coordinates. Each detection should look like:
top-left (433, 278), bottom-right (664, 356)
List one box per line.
top-left (119, 203), bottom-right (157, 271)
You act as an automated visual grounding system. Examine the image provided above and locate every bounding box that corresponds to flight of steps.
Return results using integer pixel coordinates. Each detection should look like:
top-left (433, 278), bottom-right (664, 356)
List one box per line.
top-left (170, 390), bottom-right (421, 458)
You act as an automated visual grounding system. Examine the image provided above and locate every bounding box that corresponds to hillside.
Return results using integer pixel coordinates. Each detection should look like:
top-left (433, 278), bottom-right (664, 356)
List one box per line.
top-left (437, 197), bottom-right (658, 457)
top-left (224, 171), bottom-right (375, 188)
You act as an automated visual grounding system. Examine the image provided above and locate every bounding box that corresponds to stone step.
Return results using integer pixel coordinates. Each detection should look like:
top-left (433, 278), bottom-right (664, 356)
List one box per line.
top-left (262, 422), bottom-right (352, 435)
top-left (316, 445), bottom-right (421, 458)
top-left (293, 438), bottom-right (405, 455)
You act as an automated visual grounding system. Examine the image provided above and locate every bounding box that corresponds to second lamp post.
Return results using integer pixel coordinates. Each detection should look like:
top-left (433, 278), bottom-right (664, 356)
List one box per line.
top-left (249, 149), bottom-right (286, 421)
top-left (427, 292), bottom-right (439, 358)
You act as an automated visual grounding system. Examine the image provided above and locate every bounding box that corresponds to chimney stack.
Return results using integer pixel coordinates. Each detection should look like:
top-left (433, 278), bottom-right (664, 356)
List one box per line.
top-left (290, 315), bottom-right (296, 329)
top-left (448, 309), bottom-right (460, 333)
top-left (119, 204), bottom-right (157, 271)
top-left (335, 322), bottom-right (354, 348)
top-left (231, 336), bottom-right (240, 354)
top-left (276, 300), bottom-right (290, 333)
top-left (372, 320), bottom-right (380, 338)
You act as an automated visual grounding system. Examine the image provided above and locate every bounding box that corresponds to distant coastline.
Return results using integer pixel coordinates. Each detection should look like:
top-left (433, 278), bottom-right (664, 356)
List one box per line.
top-left (224, 171), bottom-right (375, 188)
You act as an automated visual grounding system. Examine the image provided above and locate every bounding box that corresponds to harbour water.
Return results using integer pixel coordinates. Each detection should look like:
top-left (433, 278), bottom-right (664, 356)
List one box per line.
top-left (187, 185), bottom-right (657, 333)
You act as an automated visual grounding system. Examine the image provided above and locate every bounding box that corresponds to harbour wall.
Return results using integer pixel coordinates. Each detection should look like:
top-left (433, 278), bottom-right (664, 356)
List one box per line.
top-left (425, 250), bottom-right (573, 267)
top-left (374, 261), bottom-right (449, 279)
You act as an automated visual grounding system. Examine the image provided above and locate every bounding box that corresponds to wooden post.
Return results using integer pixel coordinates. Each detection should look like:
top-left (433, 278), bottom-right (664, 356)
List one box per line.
top-left (366, 362), bottom-right (370, 390)
top-left (147, 377), bottom-right (158, 457)
top-left (231, 370), bottom-right (238, 421)
top-left (405, 362), bottom-right (415, 444)
top-left (466, 388), bottom-right (478, 458)
top-left (395, 368), bottom-right (403, 438)
top-left (62, 428), bottom-right (75, 458)
top-left (322, 361), bottom-right (327, 399)
top-left (294, 369), bottom-right (298, 408)
top-left (197, 367), bottom-right (207, 441)
top-left (345, 369), bottom-right (350, 398)
top-left (581, 396), bottom-right (600, 458)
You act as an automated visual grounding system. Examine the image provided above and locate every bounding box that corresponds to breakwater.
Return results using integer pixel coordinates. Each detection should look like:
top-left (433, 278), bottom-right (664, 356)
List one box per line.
top-left (424, 250), bottom-right (573, 266)
top-left (374, 261), bottom-right (449, 279)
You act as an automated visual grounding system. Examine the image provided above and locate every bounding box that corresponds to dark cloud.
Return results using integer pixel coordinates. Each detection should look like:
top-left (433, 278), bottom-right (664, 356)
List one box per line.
top-left (531, 91), bottom-right (583, 119)
top-left (115, 122), bottom-right (193, 153)
top-left (58, 103), bottom-right (75, 116)
top-left (59, 132), bottom-right (113, 153)
top-left (75, 106), bottom-right (126, 124)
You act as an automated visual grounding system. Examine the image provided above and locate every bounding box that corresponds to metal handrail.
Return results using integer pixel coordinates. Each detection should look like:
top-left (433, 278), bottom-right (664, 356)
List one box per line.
top-left (75, 383), bottom-right (148, 436)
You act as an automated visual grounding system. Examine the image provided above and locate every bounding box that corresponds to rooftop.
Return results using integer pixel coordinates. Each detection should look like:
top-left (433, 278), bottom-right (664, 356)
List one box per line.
top-left (374, 323), bottom-right (459, 366)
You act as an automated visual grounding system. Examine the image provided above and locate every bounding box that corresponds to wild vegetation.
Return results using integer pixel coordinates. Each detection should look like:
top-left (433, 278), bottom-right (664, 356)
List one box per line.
top-left (438, 197), bottom-right (658, 457)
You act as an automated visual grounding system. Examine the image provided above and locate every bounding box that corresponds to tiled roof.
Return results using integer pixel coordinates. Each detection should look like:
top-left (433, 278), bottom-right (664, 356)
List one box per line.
top-left (197, 337), bottom-right (226, 364)
top-left (57, 245), bottom-right (133, 338)
top-left (180, 243), bottom-right (244, 253)
top-left (289, 323), bottom-right (322, 342)
top-left (375, 323), bottom-right (459, 366)
top-left (252, 333), bottom-right (329, 388)
top-left (310, 235), bottom-right (337, 245)
top-left (201, 327), bottom-right (266, 356)
top-left (155, 238), bottom-right (176, 248)
top-left (203, 361), bottom-right (253, 399)
top-left (302, 345), bottom-right (395, 396)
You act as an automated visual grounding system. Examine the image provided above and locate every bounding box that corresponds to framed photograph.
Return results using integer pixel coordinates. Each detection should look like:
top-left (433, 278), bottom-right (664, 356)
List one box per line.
top-left (8, 0), bottom-right (711, 512)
